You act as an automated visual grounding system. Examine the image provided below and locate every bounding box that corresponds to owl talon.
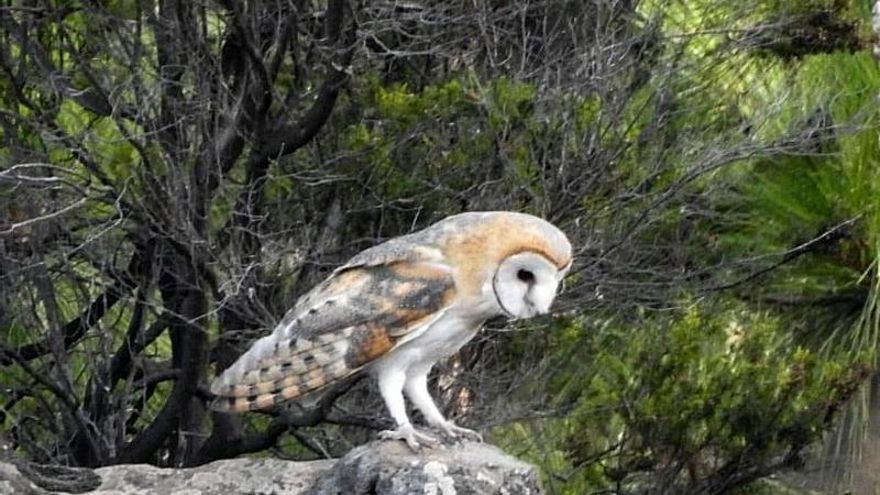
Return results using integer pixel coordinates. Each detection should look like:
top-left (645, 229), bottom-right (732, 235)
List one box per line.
top-left (438, 421), bottom-right (483, 443)
top-left (379, 424), bottom-right (440, 450)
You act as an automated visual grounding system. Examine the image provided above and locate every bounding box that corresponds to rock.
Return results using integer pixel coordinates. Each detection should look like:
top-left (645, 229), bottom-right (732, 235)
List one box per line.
top-left (0, 441), bottom-right (542, 494)
top-left (0, 458), bottom-right (101, 494)
top-left (309, 440), bottom-right (543, 495)
top-left (0, 461), bottom-right (46, 495)
top-left (0, 457), bottom-right (333, 495)
top-left (17, 462), bottom-right (101, 493)
top-left (86, 456), bottom-right (336, 495)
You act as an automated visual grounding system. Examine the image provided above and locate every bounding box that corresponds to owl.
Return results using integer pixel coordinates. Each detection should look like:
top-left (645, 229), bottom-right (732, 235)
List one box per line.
top-left (210, 211), bottom-right (573, 449)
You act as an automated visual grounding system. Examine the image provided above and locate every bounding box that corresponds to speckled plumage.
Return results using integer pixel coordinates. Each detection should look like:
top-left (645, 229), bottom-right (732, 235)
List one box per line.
top-left (210, 211), bottom-right (572, 447)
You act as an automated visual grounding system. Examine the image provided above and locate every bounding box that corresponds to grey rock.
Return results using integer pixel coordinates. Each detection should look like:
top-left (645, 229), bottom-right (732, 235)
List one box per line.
top-left (0, 461), bottom-right (47, 495)
top-left (0, 441), bottom-right (542, 494)
top-left (309, 441), bottom-right (542, 495)
top-left (17, 461), bottom-right (101, 493)
top-left (84, 457), bottom-right (335, 495)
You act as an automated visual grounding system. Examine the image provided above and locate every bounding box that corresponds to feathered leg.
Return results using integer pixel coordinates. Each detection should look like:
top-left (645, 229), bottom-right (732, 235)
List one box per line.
top-left (376, 365), bottom-right (439, 449)
top-left (404, 365), bottom-right (482, 442)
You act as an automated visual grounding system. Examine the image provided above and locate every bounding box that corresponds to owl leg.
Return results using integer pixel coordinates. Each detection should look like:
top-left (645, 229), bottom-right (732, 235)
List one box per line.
top-left (403, 367), bottom-right (483, 443)
top-left (376, 365), bottom-right (439, 450)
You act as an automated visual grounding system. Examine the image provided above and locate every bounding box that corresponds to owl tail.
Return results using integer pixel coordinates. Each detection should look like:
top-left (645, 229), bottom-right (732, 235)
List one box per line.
top-left (209, 328), bottom-right (356, 413)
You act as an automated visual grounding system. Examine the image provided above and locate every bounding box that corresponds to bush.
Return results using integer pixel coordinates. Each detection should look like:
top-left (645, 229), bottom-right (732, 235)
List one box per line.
top-left (496, 299), bottom-right (870, 494)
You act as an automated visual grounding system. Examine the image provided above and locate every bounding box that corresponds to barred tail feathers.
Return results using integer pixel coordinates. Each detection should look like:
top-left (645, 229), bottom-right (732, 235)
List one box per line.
top-left (210, 328), bottom-right (356, 413)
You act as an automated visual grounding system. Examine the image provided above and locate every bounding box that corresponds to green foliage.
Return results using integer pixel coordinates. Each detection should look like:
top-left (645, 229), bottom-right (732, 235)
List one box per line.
top-left (497, 300), bottom-right (870, 494)
top-left (707, 51), bottom-right (880, 354)
top-left (324, 75), bottom-right (554, 211)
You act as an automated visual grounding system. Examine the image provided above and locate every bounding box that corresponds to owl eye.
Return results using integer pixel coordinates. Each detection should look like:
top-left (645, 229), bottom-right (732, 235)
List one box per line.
top-left (517, 269), bottom-right (535, 283)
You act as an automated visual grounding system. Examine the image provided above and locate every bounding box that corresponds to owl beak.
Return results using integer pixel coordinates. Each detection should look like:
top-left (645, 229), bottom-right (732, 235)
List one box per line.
top-left (557, 264), bottom-right (572, 294)
top-left (528, 299), bottom-right (550, 317)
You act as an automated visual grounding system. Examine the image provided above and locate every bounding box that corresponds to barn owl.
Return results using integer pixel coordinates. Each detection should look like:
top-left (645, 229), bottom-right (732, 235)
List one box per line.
top-left (210, 211), bottom-right (572, 449)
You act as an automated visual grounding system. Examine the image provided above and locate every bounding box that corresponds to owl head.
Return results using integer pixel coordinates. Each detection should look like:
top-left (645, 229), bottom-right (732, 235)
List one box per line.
top-left (489, 218), bottom-right (571, 319)
top-left (431, 211), bottom-right (573, 320)
top-left (493, 250), bottom-right (571, 318)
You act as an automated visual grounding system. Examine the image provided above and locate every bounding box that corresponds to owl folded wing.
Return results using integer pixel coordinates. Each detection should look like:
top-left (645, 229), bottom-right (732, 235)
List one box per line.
top-left (210, 248), bottom-right (456, 413)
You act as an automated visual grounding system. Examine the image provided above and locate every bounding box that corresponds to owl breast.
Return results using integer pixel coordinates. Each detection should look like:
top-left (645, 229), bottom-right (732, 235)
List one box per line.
top-left (370, 307), bottom-right (484, 376)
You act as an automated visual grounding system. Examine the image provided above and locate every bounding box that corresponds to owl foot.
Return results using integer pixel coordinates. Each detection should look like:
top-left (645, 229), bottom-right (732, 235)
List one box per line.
top-left (436, 421), bottom-right (483, 443)
top-left (379, 424), bottom-right (440, 450)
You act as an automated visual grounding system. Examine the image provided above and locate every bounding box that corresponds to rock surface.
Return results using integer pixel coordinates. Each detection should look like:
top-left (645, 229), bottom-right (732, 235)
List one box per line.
top-left (309, 440), bottom-right (542, 495)
top-left (88, 456), bottom-right (335, 495)
top-left (0, 460), bottom-right (45, 495)
top-left (0, 441), bottom-right (543, 494)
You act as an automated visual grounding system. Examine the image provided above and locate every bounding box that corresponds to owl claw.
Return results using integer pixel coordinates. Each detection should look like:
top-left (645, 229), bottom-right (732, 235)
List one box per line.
top-left (437, 421), bottom-right (483, 443)
top-left (379, 424), bottom-right (440, 450)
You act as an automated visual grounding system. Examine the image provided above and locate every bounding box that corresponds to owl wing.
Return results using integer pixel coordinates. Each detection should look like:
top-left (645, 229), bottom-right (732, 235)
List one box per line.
top-left (210, 245), bottom-right (455, 413)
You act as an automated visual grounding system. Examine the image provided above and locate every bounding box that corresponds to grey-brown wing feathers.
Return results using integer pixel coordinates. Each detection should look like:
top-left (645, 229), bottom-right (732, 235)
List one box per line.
top-left (334, 240), bottom-right (444, 274)
top-left (210, 259), bottom-right (456, 413)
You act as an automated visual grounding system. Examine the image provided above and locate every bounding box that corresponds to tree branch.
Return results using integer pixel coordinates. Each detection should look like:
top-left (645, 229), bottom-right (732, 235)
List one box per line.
top-left (2, 32), bottom-right (110, 116)
top-left (0, 280), bottom-right (131, 366)
top-left (261, 0), bottom-right (351, 160)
